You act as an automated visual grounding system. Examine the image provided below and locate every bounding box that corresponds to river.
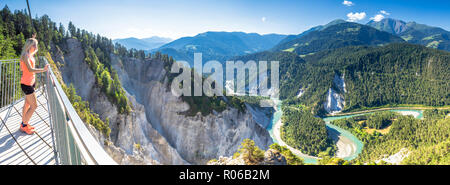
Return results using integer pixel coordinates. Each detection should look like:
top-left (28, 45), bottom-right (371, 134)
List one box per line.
top-left (266, 99), bottom-right (423, 164)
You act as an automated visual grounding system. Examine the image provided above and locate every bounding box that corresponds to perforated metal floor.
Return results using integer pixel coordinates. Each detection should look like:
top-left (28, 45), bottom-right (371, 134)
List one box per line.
top-left (0, 89), bottom-right (56, 165)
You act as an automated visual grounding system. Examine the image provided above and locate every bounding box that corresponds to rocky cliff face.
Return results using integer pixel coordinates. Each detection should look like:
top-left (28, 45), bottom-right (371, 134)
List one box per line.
top-left (51, 38), bottom-right (188, 164)
top-left (324, 73), bottom-right (346, 114)
top-left (245, 104), bottom-right (273, 129)
top-left (51, 38), bottom-right (273, 164)
top-left (111, 55), bottom-right (273, 164)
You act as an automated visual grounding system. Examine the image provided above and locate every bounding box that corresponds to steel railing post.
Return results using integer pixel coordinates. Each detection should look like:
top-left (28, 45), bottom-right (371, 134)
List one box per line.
top-left (0, 61), bottom-right (3, 108)
top-left (13, 61), bottom-right (16, 105)
top-left (8, 62), bottom-right (11, 106)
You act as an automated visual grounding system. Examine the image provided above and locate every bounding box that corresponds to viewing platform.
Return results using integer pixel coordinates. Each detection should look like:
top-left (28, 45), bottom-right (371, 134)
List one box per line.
top-left (0, 88), bottom-right (56, 165)
top-left (0, 58), bottom-right (116, 165)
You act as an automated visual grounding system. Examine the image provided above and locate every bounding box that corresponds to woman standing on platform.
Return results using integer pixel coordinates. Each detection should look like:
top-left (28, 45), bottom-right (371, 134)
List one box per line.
top-left (19, 37), bottom-right (49, 135)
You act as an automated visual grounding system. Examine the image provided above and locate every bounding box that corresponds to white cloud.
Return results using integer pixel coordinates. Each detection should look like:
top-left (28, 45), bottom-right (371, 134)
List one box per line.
top-left (370, 14), bottom-right (385, 22)
top-left (261, 17), bottom-right (266, 22)
top-left (342, 1), bottom-right (354, 6)
top-left (380, 10), bottom-right (390, 15)
top-left (347, 12), bottom-right (366, 22)
top-left (370, 10), bottom-right (390, 22)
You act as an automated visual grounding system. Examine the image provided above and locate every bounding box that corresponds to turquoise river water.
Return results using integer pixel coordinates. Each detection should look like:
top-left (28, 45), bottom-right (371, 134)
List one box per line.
top-left (266, 100), bottom-right (423, 164)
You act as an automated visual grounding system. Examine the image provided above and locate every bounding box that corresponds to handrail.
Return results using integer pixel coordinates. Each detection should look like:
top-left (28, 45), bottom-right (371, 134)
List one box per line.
top-left (1, 57), bottom-right (116, 165)
top-left (42, 57), bottom-right (117, 165)
top-left (0, 59), bottom-right (23, 112)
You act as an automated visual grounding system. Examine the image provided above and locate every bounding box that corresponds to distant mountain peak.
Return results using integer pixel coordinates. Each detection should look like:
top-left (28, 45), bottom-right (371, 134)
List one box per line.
top-left (272, 21), bottom-right (404, 54)
top-left (367, 18), bottom-right (408, 34)
top-left (276, 19), bottom-right (349, 46)
top-left (154, 31), bottom-right (287, 65)
top-left (326, 19), bottom-right (347, 26)
top-left (367, 18), bottom-right (450, 51)
top-left (113, 36), bottom-right (172, 50)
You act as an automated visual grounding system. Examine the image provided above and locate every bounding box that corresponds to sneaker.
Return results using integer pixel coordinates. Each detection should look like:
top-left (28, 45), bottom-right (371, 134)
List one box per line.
top-left (20, 124), bottom-right (35, 135)
top-left (21, 122), bottom-right (34, 129)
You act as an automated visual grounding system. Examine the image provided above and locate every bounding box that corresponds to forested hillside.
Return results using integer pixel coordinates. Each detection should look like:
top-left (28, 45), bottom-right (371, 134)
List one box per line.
top-left (232, 18), bottom-right (450, 164)
top-left (331, 110), bottom-right (449, 164)
top-left (0, 6), bottom-right (133, 113)
top-left (272, 22), bottom-right (405, 55)
top-left (367, 18), bottom-right (450, 51)
top-left (281, 106), bottom-right (335, 156)
top-left (155, 31), bottom-right (286, 65)
top-left (275, 19), bottom-right (347, 47)
top-left (0, 6), bottom-right (135, 135)
top-left (303, 43), bottom-right (449, 113)
top-left (235, 43), bottom-right (449, 116)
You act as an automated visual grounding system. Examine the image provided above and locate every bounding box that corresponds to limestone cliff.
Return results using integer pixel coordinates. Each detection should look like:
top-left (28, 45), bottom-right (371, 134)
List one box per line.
top-left (324, 73), bottom-right (346, 114)
top-left (50, 38), bottom-right (273, 164)
top-left (111, 55), bottom-right (273, 164)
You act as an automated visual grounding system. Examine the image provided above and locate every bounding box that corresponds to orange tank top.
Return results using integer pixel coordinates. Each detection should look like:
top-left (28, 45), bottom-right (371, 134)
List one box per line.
top-left (20, 55), bottom-right (35, 86)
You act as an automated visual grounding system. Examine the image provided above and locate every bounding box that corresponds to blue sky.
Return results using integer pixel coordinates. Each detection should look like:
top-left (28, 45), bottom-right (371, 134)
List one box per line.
top-left (2, 0), bottom-right (450, 39)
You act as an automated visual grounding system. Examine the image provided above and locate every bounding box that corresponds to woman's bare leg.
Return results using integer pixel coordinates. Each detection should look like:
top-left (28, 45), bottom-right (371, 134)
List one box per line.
top-left (22, 101), bottom-right (30, 123)
top-left (22, 93), bottom-right (37, 125)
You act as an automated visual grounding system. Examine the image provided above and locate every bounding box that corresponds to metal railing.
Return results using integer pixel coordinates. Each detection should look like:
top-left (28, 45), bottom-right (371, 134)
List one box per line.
top-left (0, 59), bottom-right (23, 112)
top-left (0, 57), bottom-right (117, 165)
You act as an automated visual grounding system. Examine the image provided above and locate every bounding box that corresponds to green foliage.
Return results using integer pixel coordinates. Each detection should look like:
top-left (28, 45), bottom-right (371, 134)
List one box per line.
top-left (0, 24), bottom-right (18, 59)
top-left (208, 159), bottom-right (218, 163)
top-left (0, 6), bottom-right (66, 56)
top-left (232, 51), bottom-right (307, 101)
top-left (273, 22), bottom-right (405, 55)
top-left (281, 107), bottom-right (335, 156)
top-left (64, 84), bottom-right (111, 136)
top-left (83, 46), bottom-right (131, 114)
top-left (369, 20), bottom-right (450, 52)
top-left (80, 37), bottom-right (131, 114)
top-left (316, 147), bottom-right (350, 165)
top-left (134, 143), bottom-right (141, 151)
top-left (423, 109), bottom-right (449, 120)
top-left (240, 43), bottom-right (450, 115)
top-left (236, 139), bottom-right (265, 165)
top-left (331, 116), bottom-right (365, 130)
top-left (0, 7), bottom-right (135, 134)
top-left (318, 155), bottom-right (349, 165)
top-left (164, 58), bottom-right (247, 116)
top-left (210, 140), bottom-right (305, 165)
top-left (0, 6), bottom-right (132, 114)
top-left (181, 95), bottom-right (227, 116)
top-left (157, 31), bottom-right (286, 66)
top-left (366, 111), bottom-right (397, 129)
top-left (332, 113), bottom-right (388, 144)
top-left (402, 140), bottom-right (450, 165)
top-left (332, 112), bottom-right (450, 164)
top-left (269, 143), bottom-right (304, 165)
top-left (340, 44), bottom-right (449, 111)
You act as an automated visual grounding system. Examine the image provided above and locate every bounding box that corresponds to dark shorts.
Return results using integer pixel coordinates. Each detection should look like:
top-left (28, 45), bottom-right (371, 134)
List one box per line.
top-left (21, 83), bottom-right (36, 95)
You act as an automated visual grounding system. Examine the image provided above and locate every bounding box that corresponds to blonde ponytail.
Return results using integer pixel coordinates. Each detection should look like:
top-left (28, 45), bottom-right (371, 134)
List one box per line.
top-left (20, 38), bottom-right (38, 62)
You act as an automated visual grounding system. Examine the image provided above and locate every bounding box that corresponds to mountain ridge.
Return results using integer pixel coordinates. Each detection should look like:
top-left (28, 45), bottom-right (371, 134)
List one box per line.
top-left (113, 36), bottom-right (172, 50)
top-left (153, 31), bottom-right (286, 65)
top-left (367, 18), bottom-right (450, 51)
top-left (272, 21), bottom-right (405, 55)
